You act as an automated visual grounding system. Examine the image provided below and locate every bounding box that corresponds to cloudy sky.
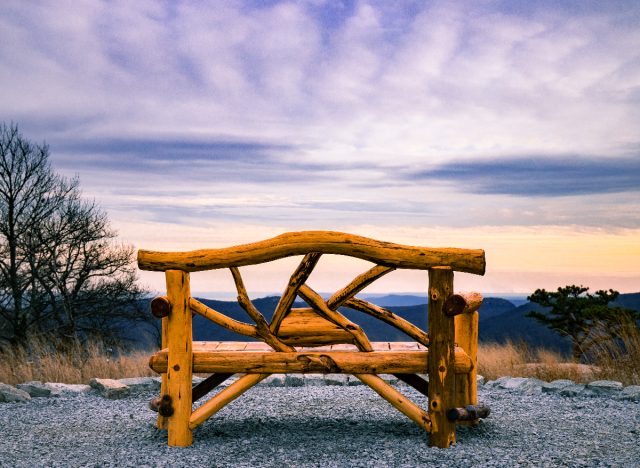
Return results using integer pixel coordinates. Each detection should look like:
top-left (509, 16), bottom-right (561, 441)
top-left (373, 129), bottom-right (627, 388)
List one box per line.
top-left (1, 0), bottom-right (639, 297)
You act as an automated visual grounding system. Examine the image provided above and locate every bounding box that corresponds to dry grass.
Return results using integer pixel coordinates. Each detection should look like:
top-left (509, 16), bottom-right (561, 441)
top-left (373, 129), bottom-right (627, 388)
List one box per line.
top-left (586, 316), bottom-right (640, 386)
top-left (478, 341), bottom-right (598, 383)
top-left (0, 336), bottom-right (155, 386)
top-left (478, 317), bottom-right (640, 386)
top-left (2, 327), bottom-right (638, 386)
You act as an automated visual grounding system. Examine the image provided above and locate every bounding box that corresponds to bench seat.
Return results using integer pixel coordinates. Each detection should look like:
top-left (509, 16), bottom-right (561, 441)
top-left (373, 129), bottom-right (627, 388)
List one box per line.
top-left (149, 341), bottom-right (473, 375)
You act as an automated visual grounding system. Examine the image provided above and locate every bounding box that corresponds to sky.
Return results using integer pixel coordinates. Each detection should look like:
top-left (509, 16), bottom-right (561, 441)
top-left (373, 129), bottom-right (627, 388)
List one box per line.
top-left (1, 0), bottom-right (639, 298)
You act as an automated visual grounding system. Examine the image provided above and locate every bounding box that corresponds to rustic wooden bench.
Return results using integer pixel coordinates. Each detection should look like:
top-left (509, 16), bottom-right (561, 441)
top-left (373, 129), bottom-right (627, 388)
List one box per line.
top-left (138, 231), bottom-right (490, 448)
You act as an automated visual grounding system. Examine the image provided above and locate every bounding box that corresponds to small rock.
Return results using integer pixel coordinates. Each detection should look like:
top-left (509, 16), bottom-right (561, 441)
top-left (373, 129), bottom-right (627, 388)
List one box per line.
top-left (542, 379), bottom-right (575, 394)
top-left (477, 375), bottom-right (485, 386)
top-left (89, 378), bottom-right (130, 399)
top-left (559, 384), bottom-right (586, 397)
top-left (16, 381), bottom-right (52, 397)
top-left (117, 377), bottom-right (161, 392)
top-left (0, 382), bottom-right (31, 403)
top-left (586, 380), bottom-right (623, 396)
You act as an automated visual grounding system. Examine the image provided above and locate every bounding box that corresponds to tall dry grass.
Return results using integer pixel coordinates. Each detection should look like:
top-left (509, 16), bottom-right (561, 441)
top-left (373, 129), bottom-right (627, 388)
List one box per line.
top-left (2, 325), bottom-right (638, 386)
top-left (477, 341), bottom-right (598, 383)
top-left (0, 336), bottom-right (154, 386)
top-left (478, 317), bottom-right (640, 385)
top-left (585, 315), bottom-right (640, 386)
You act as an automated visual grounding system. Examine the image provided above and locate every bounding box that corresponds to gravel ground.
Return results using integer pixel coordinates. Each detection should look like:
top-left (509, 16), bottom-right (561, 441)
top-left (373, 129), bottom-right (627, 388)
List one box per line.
top-left (1, 386), bottom-right (639, 467)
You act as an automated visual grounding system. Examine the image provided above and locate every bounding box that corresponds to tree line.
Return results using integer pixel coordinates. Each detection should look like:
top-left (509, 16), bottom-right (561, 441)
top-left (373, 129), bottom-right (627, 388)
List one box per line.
top-left (0, 123), bottom-right (149, 346)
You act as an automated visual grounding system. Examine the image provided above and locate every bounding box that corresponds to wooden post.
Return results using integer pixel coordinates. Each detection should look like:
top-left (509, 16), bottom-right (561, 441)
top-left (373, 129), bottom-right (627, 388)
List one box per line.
top-left (165, 270), bottom-right (193, 447)
top-left (454, 310), bottom-right (479, 425)
top-left (157, 315), bottom-right (169, 429)
top-left (427, 267), bottom-right (456, 448)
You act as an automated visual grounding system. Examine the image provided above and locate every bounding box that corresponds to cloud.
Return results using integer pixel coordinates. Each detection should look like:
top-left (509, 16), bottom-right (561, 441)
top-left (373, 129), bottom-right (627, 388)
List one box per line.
top-left (407, 156), bottom-right (640, 196)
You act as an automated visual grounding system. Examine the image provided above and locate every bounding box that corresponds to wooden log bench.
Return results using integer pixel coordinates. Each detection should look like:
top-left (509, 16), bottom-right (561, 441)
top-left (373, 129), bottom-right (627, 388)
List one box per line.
top-left (138, 230), bottom-right (490, 448)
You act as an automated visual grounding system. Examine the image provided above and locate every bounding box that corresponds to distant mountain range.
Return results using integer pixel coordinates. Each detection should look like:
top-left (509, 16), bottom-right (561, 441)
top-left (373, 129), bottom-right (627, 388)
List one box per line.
top-left (127, 292), bottom-right (640, 356)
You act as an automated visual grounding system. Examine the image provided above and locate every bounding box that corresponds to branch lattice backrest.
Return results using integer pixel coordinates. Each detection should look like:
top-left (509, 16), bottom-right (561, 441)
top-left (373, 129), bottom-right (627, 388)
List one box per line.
top-left (138, 231), bottom-right (488, 449)
top-left (140, 231), bottom-right (485, 350)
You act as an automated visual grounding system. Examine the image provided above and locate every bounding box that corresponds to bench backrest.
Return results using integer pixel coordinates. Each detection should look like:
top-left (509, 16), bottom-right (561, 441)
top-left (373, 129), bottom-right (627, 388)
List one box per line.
top-left (138, 231), bottom-right (485, 349)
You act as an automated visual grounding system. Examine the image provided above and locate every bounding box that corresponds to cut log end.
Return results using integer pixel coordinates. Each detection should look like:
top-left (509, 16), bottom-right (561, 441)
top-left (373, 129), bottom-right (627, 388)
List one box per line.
top-left (446, 403), bottom-right (490, 422)
top-left (150, 394), bottom-right (174, 417)
top-left (150, 296), bottom-right (171, 318)
top-left (443, 292), bottom-right (483, 316)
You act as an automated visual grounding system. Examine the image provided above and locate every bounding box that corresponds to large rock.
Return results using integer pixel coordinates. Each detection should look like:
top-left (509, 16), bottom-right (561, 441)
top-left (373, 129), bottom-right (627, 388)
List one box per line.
top-left (618, 385), bottom-right (640, 402)
top-left (284, 375), bottom-right (304, 387)
top-left (0, 382), bottom-right (31, 402)
top-left (585, 380), bottom-right (623, 396)
top-left (45, 382), bottom-right (91, 395)
top-left (559, 384), bottom-right (586, 397)
top-left (324, 374), bottom-right (348, 386)
top-left (16, 381), bottom-right (52, 397)
top-left (303, 374), bottom-right (326, 386)
top-left (542, 379), bottom-right (575, 394)
top-left (518, 378), bottom-right (545, 395)
top-left (89, 378), bottom-right (130, 399)
top-left (117, 377), bottom-right (161, 392)
top-left (260, 374), bottom-right (286, 387)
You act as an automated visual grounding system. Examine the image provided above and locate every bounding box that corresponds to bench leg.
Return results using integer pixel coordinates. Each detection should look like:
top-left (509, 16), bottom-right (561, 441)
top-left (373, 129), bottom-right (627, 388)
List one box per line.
top-left (454, 311), bottom-right (479, 425)
top-left (157, 316), bottom-right (169, 429)
top-left (427, 267), bottom-right (456, 448)
top-left (166, 270), bottom-right (193, 447)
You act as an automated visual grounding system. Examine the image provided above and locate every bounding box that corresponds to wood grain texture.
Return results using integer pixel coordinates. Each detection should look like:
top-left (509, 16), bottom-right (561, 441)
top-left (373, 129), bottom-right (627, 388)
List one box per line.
top-left (454, 310), bottom-right (479, 426)
top-left (138, 231), bottom-right (485, 275)
top-left (165, 270), bottom-right (193, 447)
top-left (277, 308), bottom-right (356, 346)
top-left (427, 267), bottom-right (457, 448)
top-left (149, 348), bottom-right (472, 374)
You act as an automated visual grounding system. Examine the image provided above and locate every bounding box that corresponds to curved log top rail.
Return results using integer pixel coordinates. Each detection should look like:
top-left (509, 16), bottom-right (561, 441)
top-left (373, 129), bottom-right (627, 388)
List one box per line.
top-left (137, 231), bottom-right (486, 274)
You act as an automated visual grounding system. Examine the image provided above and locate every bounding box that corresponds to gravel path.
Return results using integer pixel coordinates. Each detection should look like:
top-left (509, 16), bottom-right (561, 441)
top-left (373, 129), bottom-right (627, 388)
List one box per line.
top-left (1, 386), bottom-right (639, 467)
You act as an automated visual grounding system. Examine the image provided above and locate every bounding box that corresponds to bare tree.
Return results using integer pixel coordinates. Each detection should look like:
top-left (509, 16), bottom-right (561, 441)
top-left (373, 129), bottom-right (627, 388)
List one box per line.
top-left (0, 123), bottom-right (148, 345)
